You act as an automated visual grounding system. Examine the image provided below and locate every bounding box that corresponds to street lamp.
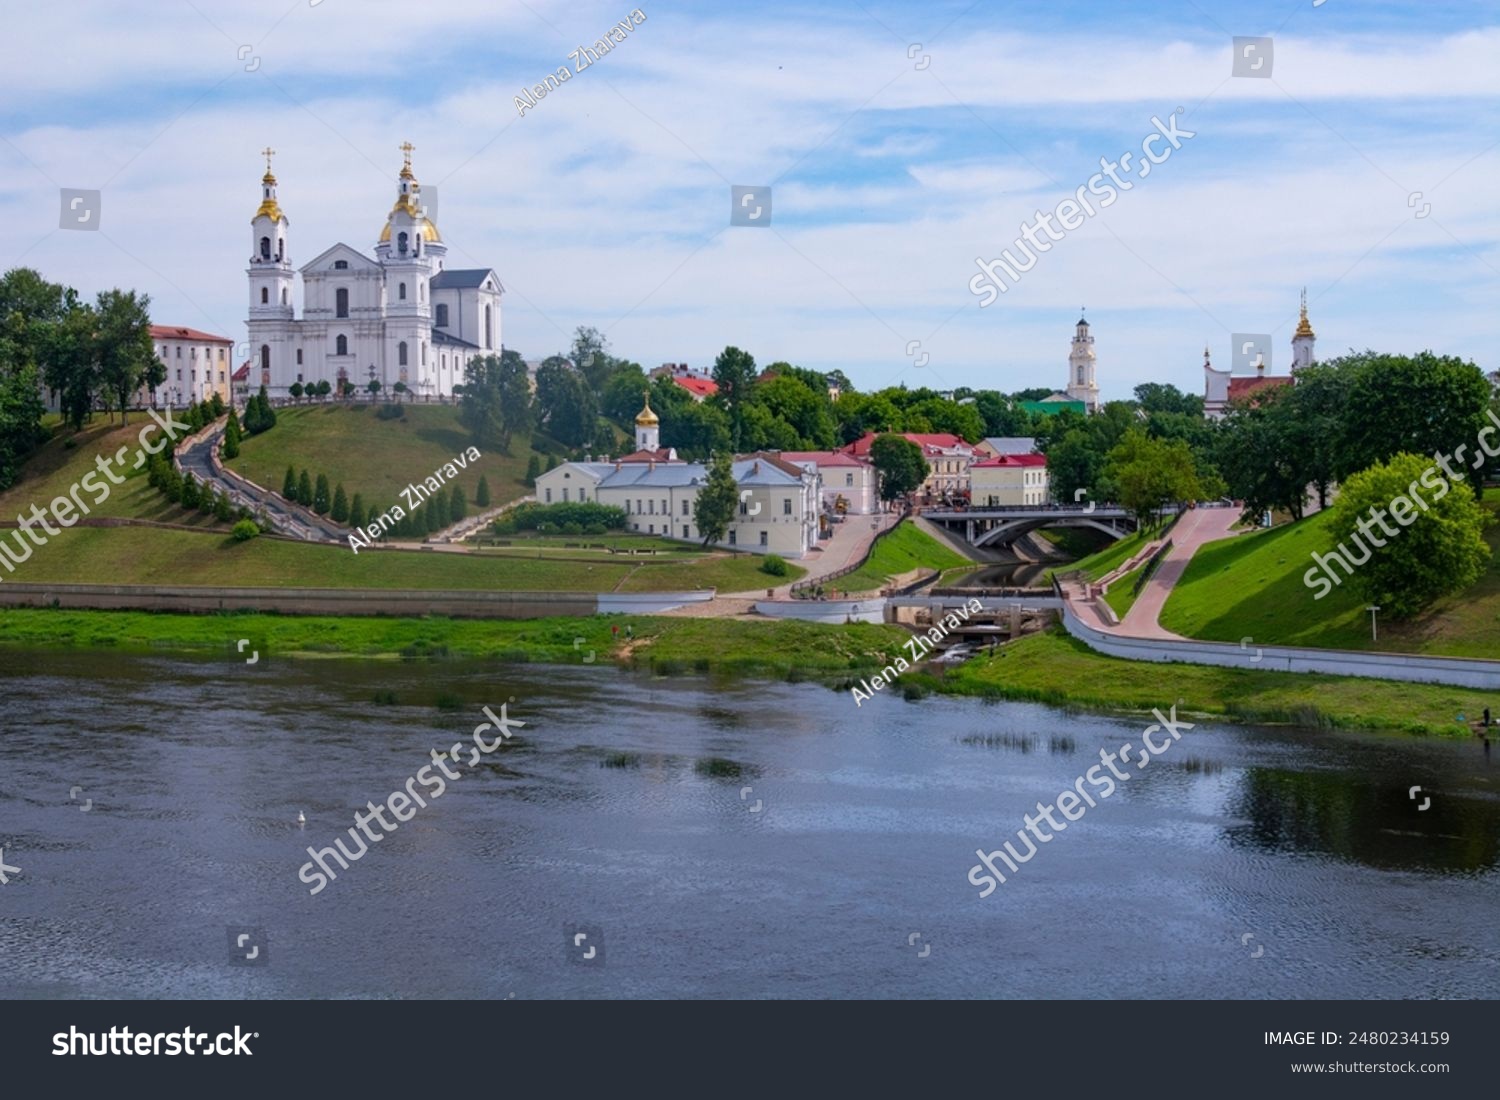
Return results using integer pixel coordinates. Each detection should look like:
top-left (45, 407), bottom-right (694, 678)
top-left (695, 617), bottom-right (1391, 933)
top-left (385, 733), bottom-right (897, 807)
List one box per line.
top-left (1366, 604), bottom-right (1380, 642)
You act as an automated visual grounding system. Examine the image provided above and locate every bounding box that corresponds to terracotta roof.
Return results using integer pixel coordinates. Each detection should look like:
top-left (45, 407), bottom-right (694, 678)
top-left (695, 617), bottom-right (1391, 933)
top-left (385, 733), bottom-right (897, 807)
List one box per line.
top-left (841, 431), bottom-right (970, 457)
top-left (736, 451), bottom-right (808, 478)
top-left (149, 324), bottom-right (233, 343)
top-left (1227, 375), bottom-right (1292, 402)
top-left (777, 450), bottom-right (867, 467)
top-left (974, 453), bottom-right (1047, 468)
top-left (231, 363), bottom-right (250, 381)
top-left (673, 376), bottom-right (718, 397)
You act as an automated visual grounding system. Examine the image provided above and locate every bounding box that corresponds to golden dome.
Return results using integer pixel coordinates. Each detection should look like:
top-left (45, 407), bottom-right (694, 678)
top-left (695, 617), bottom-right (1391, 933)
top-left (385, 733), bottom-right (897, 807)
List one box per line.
top-left (378, 214), bottom-right (440, 243)
top-left (635, 393), bottom-right (659, 427)
top-left (253, 197), bottom-right (284, 222)
top-left (1294, 288), bottom-right (1315, 339)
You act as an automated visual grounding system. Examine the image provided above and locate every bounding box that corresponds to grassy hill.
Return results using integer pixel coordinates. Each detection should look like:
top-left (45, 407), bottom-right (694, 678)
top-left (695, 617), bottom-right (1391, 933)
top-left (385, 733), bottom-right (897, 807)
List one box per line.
top-left (838, 520), bottom-right (971, 593)
top-left (0, 418), bottom-right (224, 527)
top-left (0, 524), bottom-right (795, 592)
top-left (1049, 525), bottom-right (1154, 583)
top-left (226, 402), bottom-right (535, 509)
top-left (1159, 490), bottom-right (1500, 658)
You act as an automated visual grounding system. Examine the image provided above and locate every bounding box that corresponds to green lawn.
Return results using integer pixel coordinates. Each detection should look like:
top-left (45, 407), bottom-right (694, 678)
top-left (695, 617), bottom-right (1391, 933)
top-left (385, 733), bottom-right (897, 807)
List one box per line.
top-left (940, 627), bottom-right (1482, 736)
top-left (0, 418), bottom-right (224, 526)
top-left (1159, 490), bottom-right (1500, 658)
top-left (0, 607), bottom-right (908, 678)
top-left (1102, 560), bottom-right (1148, 620)
top-left (228, 403), bottom-right (534, 510)
top-left (1050, 525), bottom-right (1158, 583)
top-left (838, 520), bottom-right (971, 594)
top-left (617, 552), bottom-right (804, 593)
top-left (0, 524), bottom-right (699, 591)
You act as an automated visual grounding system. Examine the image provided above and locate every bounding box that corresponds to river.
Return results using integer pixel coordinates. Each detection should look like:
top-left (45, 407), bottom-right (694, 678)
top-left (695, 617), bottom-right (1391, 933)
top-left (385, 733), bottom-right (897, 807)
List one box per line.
top-left (1, 649), bottom-right (1497, 999)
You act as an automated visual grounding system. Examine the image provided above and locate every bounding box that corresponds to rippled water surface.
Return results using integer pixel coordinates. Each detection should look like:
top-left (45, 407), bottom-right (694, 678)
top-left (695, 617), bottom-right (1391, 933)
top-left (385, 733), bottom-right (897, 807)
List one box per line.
top-left (1, 648), bottom-right (1497, 998)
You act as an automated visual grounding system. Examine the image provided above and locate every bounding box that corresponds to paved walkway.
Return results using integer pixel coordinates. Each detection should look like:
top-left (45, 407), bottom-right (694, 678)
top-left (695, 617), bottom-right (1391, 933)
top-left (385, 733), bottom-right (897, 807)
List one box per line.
top-left (1118, 506), bottom-right (1240, 639)
top-left (722, 509), bottom-right (900, 599)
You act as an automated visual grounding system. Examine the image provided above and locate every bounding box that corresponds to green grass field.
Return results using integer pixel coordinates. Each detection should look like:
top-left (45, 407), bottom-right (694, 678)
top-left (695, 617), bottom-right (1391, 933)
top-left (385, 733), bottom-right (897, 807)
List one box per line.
top-left (0, 607), bottom-right (907, 678)
top-left (1050, 525), bottom-right (1157, 583)
top-left (227, 403), bottom-right (534, 509)
top-left (939, 627), bottom-right (1483, 736)
top-left (1159, 490), bottom-right (1500, 658)
top-left (0, 523), bottom-right (788, 592)
top-left (838, 520), bottom-right (971, 594)
top-left (0, 418), bottom-right (225, 526)
top-left (1102, 560), bottom-right (1148, 620)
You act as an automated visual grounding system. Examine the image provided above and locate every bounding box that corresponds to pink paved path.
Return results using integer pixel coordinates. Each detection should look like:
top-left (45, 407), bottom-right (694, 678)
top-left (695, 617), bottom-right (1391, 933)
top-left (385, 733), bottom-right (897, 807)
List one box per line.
top-left (1115, 507), bottom-right (1240, 638)
top-left (1063, 507), bottom-right (1242, 639)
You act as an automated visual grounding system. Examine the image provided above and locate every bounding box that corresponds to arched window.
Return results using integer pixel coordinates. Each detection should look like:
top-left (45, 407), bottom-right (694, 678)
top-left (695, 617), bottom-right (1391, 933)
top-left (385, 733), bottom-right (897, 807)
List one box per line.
top-left (281, 288), bottom-right (288, 305)
top-left (259, 237), bottom-right (270, 260)
top-left (418, 282), bottom-right (424, 301)
top-left (276, 238), bottom-right (284, 261)
top-left (485, 304), bottom-right (493, 347)
top-left (336, 335), bottom-right (348, 356)
top-left (397, 231), bottom-right (409, 254)
top-left (420, 342), bottom-right (426, 366)
top-left (259, 344), bottom-right (270, 370)
top-left (398, 341), bottom-right (408, 366)
top-left (336, 288), bottom-right (349, 318)
top-left (260, 287), bottom-right (268, 304)
top-left (398, 283), bottom-right (407, 300)
top-left (435, 303), bottom-right (448, 327)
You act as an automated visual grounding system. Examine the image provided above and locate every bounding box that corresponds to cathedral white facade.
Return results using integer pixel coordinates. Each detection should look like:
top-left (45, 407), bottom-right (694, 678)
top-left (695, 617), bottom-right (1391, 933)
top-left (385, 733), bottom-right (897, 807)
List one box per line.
top-left (246, 145), bottom-right (503, 400)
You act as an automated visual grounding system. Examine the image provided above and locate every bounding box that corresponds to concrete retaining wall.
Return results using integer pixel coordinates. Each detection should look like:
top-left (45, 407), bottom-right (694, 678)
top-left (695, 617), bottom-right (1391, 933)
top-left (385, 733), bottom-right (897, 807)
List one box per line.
top-left (1060, 600), bottom-right (1500, 690)
top-left (754, 598), bottom-right (887, 624)
top-left (0, 583), bottom-right (710, 619)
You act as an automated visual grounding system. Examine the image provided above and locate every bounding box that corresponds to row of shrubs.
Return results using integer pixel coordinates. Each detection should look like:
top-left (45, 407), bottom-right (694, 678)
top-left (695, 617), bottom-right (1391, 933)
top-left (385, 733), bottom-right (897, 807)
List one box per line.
top-left (279, 466), bottom-right (493, 537)
top-left (492, 501), bottom-right (626, 537)
top-left (145, 450), bottom-right (259, 538)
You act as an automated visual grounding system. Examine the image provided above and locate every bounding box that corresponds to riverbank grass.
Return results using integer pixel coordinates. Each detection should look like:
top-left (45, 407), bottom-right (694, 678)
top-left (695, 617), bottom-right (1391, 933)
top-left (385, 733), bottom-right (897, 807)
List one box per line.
top-left (940, 627), bottom-right (1483, 736)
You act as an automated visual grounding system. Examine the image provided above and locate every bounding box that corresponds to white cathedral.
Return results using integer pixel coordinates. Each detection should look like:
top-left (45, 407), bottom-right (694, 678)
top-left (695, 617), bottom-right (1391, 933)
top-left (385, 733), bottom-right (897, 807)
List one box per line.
top-left (246, 144), bottom-right (503, 400)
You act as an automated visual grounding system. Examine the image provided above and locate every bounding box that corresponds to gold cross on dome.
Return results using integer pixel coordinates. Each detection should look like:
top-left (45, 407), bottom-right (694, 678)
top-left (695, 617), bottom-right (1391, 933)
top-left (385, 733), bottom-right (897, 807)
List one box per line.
top-left (261, 146), bottom-right (275, 171)
top-left (400, 141), bottom-right (415, 167)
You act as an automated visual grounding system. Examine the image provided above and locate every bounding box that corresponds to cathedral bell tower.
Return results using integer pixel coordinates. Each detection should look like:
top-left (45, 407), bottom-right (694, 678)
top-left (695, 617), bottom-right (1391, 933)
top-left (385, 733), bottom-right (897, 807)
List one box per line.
top-left (374, 143), bottom-right (443, 397)
top-left (247, 147), bottom-right (293, 388)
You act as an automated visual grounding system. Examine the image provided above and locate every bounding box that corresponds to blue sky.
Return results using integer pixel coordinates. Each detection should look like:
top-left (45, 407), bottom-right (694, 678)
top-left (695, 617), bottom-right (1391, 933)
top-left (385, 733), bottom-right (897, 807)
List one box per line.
top-left (3, 0), bottom-right (1498, 400)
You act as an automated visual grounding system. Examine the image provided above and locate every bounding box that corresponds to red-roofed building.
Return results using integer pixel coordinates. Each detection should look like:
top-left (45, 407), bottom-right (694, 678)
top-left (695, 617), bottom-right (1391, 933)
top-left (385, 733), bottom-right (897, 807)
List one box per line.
top-left (841, 431), bottom-right (976, 502)
top-left (971, 453), bottom-right (1049, 506)
top-left (650, 362), bottom-right (718, 401)
top-left (674, 375), bottom-right (718, 400)
top-left (777, 450), bottom-right (878, 514)
top-left (143, 324), bottom-right (234, 406)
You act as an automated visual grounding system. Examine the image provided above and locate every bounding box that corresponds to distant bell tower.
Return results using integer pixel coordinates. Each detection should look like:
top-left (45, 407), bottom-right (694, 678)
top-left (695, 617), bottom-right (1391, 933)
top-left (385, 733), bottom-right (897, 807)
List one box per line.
top-left (247, 147), bottom-right (293, 389)
top-left (635, 392), bottom-right (660, 451)
top-left (1066, 311), bottom-right (1100, 412)
top-left (1291, 288), bottom-right (1316, 370)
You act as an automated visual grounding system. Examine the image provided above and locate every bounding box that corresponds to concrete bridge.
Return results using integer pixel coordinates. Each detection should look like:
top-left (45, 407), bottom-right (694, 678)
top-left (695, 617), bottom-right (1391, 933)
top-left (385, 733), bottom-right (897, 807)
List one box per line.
top-left (921, 503), bottom-right (1166, 549)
